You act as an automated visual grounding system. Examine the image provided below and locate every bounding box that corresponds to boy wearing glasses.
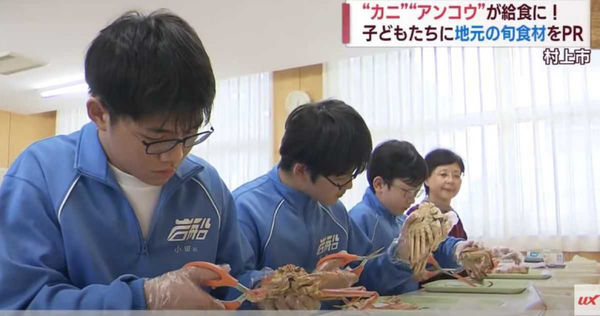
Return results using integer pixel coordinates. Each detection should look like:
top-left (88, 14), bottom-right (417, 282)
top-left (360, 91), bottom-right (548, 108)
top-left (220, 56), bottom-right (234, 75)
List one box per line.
top-left (349, 141), bottom-right (474, 290)
top-left (232, 100), bottom-right (462, 309)
top-left (0, 10), bottom-right (250, 310)
top-left (350, 140), bottom-right (430, 250)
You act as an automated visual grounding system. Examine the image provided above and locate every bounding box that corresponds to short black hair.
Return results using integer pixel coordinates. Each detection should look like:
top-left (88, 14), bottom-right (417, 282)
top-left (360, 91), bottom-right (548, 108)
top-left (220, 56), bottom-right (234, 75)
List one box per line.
top-left (85, 10), bottom-right (215, 130)
top-left (424, 148), bottom-right (465, 194)
top-left (279, 99), bottom-right (372, 181)
top-left (367, 140), bottom-right (427, 192)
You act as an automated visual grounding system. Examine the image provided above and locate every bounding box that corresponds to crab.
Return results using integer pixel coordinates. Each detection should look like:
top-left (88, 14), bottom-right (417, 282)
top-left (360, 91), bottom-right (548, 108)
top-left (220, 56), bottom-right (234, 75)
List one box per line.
top-left (246, 264), bottom-right (379, 310)
top-left (458, 247), bottom-right (496, 281)
top-left (402, 202), bottom-right (451, 279)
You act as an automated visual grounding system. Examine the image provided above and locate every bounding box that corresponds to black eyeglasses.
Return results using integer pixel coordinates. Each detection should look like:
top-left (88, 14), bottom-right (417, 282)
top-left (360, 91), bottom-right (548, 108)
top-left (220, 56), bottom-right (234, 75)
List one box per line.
top-left (141, 126), bottom-right (214, 155)
top-left (324, 172), bottom-right (359, 191)
top-left (389, 182), bottom-right (424, 199)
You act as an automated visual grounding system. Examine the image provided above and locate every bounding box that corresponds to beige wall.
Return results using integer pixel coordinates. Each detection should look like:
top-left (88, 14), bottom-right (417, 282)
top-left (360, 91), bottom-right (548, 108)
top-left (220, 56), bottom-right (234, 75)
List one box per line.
top-left (593, 0), bottom-right (599, 48)
top-left (0, 111), bottom-right (9, 168)
top-left (0, 110), bottom-right (56, 168)
top-left (272, 64), bottom-right (323, 163)
top-left (565, 252), bottom-right (600, 263)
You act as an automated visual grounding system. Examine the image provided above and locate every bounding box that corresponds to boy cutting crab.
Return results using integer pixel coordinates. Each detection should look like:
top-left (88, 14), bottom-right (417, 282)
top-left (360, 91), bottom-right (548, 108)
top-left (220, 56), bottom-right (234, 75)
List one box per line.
top-left (0, 10), bottom-right (253, 310)
top-left (232, 100), bottom-right (478, 310)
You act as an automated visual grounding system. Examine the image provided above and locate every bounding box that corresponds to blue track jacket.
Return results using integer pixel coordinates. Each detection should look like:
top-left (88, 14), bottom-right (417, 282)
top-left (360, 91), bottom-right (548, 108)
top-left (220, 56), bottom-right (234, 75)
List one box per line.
top-left (349, 188), bottom-right (464, 290)
top-left (0, 123), bottom-right (250, 309)
top-left (233, 166), bottom-right (431, 296)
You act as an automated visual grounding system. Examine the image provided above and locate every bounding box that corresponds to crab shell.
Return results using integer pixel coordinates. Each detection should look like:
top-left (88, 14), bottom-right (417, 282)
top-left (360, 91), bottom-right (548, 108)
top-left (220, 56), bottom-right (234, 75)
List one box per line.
top-left (405, 202), bottom-right (450, 279)
top-left (244, 264), bottom-right (380, 310)
top-left (458, 247), bottom-right (496, 280)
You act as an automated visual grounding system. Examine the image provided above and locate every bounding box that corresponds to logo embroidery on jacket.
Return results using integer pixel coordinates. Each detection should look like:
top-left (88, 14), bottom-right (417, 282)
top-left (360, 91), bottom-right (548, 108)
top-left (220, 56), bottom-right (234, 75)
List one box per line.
top-left (167, 218), bottom-right (211, 241)
top-left (317, 234), bottom-right (339, 255)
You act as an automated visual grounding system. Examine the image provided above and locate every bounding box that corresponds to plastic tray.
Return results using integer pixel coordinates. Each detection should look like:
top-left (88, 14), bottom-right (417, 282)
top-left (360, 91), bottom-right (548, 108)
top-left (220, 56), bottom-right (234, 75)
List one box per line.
top-left (423, 279), bottom-right (528, 294)
top-left (487, 269), bottom-right (552, 280)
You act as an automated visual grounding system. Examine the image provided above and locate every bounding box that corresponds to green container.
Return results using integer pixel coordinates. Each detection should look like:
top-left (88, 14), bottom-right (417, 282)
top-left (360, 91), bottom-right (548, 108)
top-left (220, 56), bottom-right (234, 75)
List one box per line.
top-left (487, 269), bottom-right (552, 280)
top-left (423, 279), bottom-right (528, 294)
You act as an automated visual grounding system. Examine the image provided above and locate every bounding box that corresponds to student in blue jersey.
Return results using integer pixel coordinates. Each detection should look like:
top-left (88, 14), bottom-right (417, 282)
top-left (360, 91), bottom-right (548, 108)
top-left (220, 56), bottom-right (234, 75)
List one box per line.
top-left (233, 100), bottom-right (474, 310)
top-left (349, 140), bottom-right (482, 287)
top-left (349, 140), bottom-right (429, 251)
top-left (0, 10), bottom-right (250, 310)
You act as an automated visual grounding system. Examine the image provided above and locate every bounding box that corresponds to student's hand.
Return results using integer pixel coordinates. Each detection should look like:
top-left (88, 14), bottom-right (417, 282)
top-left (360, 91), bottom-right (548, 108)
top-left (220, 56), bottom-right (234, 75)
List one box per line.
top-left (257, 295), bottom-right (321, 310)
top-left (144, 265), bottom-right (226, 310)
top-left (394, 212), bottom-right (429, 264)
top-left (491, 246), bottom-right (524, 265)
top-left (465, 263), bottom-right (488, 281)
top-left (453, 240), bottom-right (485, 261)
top-left (314, 253), bottom-right (359, 289)
top-left (455, 240), bottom-right (489, 280)
top-left (441, 211), bottom-right (460, 235)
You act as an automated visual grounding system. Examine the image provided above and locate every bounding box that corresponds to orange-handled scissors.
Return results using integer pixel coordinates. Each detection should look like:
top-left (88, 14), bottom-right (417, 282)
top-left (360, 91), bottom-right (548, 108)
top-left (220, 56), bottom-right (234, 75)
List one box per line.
top-left (426, 255), bottom-right (479, 287)
top-left (316, 247), bottom-right (385, 277)
top-left (184, 261), bottom-right (251, 310)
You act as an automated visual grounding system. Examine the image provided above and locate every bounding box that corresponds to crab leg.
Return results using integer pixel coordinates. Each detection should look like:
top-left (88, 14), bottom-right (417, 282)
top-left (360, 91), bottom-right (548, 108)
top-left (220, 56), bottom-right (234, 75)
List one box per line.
top-left (318, 288), bottom-right (379, 310)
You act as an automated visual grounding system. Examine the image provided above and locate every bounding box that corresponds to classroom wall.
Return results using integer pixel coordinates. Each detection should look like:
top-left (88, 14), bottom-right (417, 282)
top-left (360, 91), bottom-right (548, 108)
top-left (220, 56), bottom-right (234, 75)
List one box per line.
top-left (564, 252), bottom-right (600, 263)
top-left (0, 110), bottom-right (57, 168)
top-left (0, 111), bottom-right (9, 168)
top-left (593, 0), bottom-right (599, 48)
top-left (272, 64), bottom-right (323, 164)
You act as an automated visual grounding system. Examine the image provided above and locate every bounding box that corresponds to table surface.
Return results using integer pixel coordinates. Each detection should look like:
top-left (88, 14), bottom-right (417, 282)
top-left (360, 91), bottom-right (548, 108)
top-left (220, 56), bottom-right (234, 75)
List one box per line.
top-left (383, 260), bottom-right (600, 314)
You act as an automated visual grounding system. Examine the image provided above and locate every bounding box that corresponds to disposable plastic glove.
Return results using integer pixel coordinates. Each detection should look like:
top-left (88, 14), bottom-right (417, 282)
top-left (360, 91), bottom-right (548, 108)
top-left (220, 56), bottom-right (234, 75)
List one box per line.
top-left (394, 212), bottom-right (430, 264)
top-left (441, 211), bottom-right (459, 235)
top-left (144, 265), bottom-right (226, 310)
top-left (455, 240), bottom-right (488, 280)
top-left (454, 240), bottom-right (485, 261)
top-left (491, 246), bottom-right (524, 265)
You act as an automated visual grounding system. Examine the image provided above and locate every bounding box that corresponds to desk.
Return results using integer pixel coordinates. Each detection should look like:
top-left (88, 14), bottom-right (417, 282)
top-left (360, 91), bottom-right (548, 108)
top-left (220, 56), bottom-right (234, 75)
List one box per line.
top-left (370, 261), bottom-right (599, 314)
top-left (528, 262), bottom-right (600, 313)
top-left (391, 284), bottom-right (545, 312)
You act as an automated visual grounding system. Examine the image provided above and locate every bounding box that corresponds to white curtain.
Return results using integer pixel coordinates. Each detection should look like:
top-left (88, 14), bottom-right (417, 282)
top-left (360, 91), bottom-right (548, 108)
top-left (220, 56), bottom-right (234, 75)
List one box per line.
top-left (55, 104), bottom-right (90, 136)
top-left (56, 72), bottom-right (273, 193)
top-left (191, 73), bottom-right (273, 191)
top-left (325, 48), bottom-right (600, 251)
top-left (0, 167), bottom-right (7, 187)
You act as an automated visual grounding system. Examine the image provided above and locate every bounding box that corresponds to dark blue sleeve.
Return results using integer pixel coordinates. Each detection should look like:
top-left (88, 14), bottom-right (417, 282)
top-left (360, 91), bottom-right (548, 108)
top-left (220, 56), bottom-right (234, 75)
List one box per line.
top-left (233, 196), bottom-right (262, 269)
top-left (346, 214), bottom-right (416, 296)
top-left (211, 180), bottom-right (260, 301)
top-left (432, 236), bottom-right (463, 268)
top-left (224, 193), bottom-right (272, 308)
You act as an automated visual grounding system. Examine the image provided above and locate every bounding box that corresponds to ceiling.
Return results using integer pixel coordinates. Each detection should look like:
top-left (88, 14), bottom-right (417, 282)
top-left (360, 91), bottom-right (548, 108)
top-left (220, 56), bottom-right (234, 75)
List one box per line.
top-left (0, 0), bottom-right (392, 114)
